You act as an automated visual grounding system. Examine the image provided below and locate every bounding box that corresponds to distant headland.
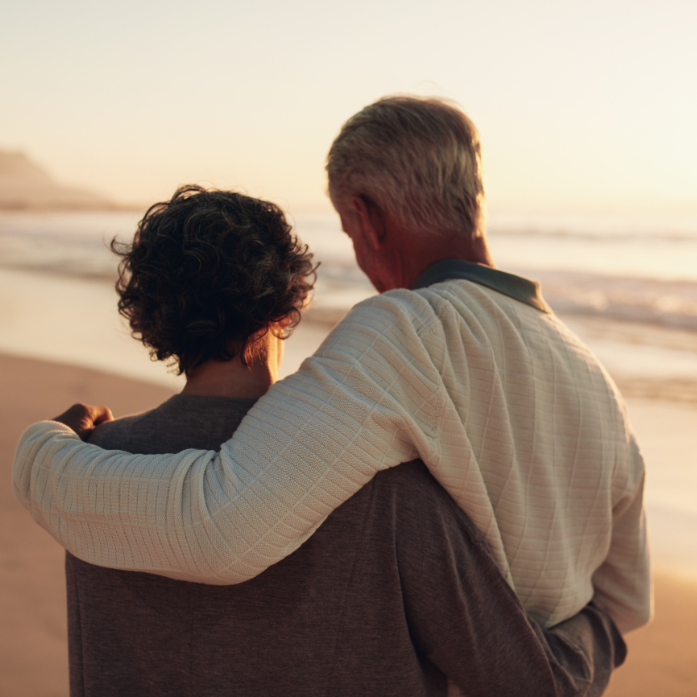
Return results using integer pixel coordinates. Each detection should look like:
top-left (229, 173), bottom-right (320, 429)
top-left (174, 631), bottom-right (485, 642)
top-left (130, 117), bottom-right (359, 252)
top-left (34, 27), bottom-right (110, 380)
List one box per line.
top-left (0, 150), bottom-right (132, 211)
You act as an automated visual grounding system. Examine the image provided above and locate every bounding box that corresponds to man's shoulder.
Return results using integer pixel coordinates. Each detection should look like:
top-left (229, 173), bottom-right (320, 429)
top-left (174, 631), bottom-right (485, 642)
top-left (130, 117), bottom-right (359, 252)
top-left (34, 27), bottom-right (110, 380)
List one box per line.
top-left (321, 277), bottom-right (535, 347)
top-left (341, 288), bottom-right (441, 335)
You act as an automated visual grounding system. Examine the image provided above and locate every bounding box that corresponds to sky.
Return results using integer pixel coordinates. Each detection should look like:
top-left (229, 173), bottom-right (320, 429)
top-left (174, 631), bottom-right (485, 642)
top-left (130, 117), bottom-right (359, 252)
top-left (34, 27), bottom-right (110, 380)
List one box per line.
top-left (1, 0), bottom-right (696, 214)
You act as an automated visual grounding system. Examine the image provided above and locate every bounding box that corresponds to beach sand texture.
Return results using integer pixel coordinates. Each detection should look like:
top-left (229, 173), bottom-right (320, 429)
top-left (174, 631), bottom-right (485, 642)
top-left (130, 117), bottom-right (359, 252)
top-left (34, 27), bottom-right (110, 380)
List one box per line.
top-left (2, 352), bottom-right (697, 696)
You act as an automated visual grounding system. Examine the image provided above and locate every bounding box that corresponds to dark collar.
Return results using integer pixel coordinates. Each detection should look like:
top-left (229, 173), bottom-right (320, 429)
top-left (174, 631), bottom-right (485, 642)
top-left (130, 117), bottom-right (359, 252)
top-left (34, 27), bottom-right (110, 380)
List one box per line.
top-left (410, 259), bottom-right (552, 314)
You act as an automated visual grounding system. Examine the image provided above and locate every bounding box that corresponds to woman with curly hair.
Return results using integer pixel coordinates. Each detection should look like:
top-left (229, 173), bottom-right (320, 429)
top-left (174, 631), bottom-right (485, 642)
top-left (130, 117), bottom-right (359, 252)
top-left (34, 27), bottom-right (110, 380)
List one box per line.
top-left (111, 184), bottom-right (316, 394)
top-left (66, 185), bottom-right (321, 695)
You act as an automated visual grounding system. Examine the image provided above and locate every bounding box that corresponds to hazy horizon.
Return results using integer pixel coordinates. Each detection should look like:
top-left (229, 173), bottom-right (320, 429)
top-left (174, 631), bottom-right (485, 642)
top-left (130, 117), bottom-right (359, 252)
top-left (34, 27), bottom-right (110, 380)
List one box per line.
top-left (2, 0), bottom-right (696, 215)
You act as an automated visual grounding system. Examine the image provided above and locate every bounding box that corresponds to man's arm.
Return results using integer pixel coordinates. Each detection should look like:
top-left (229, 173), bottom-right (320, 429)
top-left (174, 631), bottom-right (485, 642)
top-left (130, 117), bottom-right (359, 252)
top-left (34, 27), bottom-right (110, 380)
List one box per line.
top-left (528, 604), bottom-right (625, 697)
top-left (13, 294), bottom-right (445, 583)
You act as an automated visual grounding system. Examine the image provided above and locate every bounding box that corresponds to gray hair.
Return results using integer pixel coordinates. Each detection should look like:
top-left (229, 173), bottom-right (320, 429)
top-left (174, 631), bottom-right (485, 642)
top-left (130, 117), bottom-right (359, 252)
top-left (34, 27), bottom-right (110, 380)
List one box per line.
top-left (326, 95), bottom-right (485, 237)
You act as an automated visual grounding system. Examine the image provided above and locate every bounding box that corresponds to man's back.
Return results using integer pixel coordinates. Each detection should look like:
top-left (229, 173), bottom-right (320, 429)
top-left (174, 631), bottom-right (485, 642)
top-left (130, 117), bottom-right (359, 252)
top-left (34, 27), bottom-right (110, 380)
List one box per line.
top-left (69, 393), bottom-right (608, 697)
top-left (373, 271), bottom-right (649, 629)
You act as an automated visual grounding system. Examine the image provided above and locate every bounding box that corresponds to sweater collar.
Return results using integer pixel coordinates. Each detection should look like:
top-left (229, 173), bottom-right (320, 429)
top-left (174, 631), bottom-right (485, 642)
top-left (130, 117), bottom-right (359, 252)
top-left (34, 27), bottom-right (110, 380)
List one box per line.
top-left (410, 259), bottom-right (552, 314)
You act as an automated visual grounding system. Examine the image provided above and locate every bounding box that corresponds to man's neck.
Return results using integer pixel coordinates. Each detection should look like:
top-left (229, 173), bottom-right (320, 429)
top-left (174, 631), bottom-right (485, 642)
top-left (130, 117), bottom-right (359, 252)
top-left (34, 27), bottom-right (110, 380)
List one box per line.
top-left (385, 229), bottom-right (495, 291)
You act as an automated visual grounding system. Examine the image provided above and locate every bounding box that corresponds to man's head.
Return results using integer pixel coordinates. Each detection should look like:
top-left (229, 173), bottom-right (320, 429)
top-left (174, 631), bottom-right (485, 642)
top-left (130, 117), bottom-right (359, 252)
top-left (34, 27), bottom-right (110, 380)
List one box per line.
top-left (111, 185), bottom-right (316, 375)
top-left (326, 95), bottom-right (485, 240)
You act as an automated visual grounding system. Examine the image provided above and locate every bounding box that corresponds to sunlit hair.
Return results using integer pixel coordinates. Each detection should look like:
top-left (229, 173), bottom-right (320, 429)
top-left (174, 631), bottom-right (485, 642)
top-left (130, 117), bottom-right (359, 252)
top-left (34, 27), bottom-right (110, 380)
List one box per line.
top-left (111, 185), bottom-right (317, 375)
top-left (326, 95), bottom-right (485, 237)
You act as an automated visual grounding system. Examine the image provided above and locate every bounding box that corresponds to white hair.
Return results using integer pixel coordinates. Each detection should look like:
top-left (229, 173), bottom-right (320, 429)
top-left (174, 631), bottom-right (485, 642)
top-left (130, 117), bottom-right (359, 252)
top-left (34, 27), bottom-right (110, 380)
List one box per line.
top-left (326, 95), bottom-right (485, 237)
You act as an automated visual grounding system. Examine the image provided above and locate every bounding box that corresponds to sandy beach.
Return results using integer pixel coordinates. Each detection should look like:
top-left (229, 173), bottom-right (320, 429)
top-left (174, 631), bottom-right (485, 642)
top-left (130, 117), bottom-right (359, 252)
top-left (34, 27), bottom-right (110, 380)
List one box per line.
top-left (2, 349), bottom-right (697, 696)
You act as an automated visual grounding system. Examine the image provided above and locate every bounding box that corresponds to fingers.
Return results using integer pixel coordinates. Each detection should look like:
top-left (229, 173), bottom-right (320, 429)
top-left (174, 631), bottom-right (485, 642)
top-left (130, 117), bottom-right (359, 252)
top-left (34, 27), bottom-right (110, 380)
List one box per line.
top-left (52, 403), bottom-right (114, 440)
top-left (91, 405), bottom-right (114, 426)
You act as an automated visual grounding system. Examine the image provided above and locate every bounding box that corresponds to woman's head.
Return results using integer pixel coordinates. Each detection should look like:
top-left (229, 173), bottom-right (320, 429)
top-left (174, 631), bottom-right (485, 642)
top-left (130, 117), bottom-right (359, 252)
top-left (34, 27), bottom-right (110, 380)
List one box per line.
top-left (112, 185), bottom-right (316, 375)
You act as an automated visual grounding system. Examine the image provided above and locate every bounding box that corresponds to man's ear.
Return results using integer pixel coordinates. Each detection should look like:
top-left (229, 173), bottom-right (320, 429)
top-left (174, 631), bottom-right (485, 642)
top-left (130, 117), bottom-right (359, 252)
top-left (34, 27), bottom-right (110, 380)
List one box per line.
top-left (351, 196), bottom-right (385, 251)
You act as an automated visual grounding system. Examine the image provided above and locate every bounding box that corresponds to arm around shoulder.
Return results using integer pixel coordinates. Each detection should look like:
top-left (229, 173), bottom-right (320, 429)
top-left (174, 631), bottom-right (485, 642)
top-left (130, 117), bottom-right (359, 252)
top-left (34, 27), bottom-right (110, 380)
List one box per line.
top-left (12, 296), bottom-right (446, 583)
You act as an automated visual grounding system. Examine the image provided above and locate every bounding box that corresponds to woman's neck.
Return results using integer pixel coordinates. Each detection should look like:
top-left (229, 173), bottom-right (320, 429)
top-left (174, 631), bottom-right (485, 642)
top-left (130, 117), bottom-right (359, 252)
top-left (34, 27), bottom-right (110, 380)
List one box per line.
top-left (181, 335), bottom-right (283, 399)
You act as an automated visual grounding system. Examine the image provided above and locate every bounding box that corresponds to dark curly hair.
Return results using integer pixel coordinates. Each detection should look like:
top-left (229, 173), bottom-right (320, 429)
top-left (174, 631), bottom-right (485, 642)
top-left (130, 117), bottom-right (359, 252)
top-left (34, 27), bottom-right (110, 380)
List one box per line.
top-left (111, 185), bottom-right (317, 375)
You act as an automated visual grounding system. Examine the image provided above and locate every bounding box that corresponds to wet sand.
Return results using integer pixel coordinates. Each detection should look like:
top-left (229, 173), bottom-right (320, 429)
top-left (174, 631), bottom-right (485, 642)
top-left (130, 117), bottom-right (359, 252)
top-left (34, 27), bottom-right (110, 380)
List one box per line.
top-left (2, 352), bottom-right (696, 696)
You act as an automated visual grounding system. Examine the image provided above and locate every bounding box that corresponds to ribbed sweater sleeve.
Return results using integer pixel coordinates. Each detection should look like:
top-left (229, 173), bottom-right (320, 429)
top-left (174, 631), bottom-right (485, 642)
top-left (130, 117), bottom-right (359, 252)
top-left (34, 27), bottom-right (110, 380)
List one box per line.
top-left (13, 293), bottom-right (444, 584)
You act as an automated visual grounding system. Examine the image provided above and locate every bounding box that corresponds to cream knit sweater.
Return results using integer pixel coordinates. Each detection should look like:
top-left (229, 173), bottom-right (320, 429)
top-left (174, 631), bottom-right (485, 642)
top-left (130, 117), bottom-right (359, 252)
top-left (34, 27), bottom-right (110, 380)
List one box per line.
top-left (13, 276), bottom-right (650, 632)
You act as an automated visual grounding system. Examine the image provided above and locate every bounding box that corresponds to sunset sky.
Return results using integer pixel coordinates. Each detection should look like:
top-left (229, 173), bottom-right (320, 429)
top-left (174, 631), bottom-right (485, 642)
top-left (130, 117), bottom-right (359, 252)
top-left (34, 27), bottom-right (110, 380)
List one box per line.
top-left (2, 0), bottom-right (695, 213)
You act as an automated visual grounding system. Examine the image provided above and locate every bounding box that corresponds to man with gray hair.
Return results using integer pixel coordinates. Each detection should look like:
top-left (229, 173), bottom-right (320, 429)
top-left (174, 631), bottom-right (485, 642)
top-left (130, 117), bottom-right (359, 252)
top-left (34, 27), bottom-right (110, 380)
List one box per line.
top-left (15, 96), bottom-right (650, 679)
top-left (328, 95), bottom-right (486, 255)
